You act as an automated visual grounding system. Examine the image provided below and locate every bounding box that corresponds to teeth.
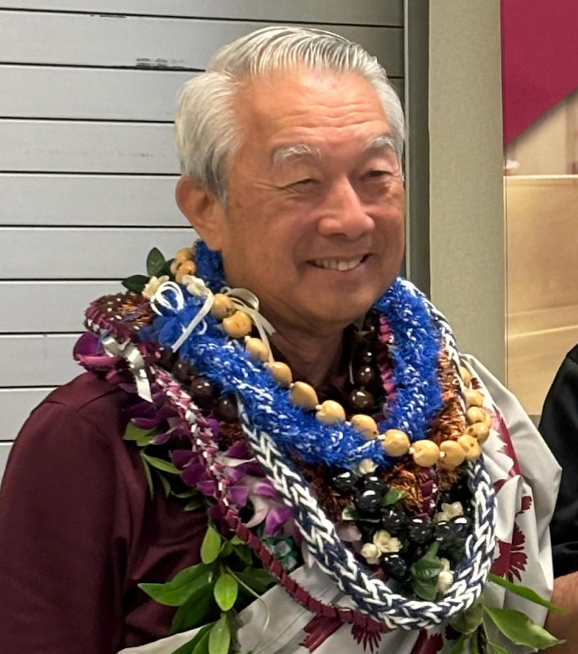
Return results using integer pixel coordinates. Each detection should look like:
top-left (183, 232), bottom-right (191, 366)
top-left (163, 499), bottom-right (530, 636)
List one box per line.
top-left (312, 257), bottom-right (363, 271)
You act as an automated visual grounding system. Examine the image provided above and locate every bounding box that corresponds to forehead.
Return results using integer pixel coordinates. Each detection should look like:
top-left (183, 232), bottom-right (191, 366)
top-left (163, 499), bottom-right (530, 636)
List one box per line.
top-left (232, 70), bottom-right (391, 154)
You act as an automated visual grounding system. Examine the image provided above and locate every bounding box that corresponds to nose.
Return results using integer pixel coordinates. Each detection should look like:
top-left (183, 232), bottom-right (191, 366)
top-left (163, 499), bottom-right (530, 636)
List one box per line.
top-left (317, 176), bottom-right (374, 240)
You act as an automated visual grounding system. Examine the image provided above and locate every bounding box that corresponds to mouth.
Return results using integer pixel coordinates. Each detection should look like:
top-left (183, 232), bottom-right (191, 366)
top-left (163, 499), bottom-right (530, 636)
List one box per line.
top-left (309, 254), bottom-right (369, 272)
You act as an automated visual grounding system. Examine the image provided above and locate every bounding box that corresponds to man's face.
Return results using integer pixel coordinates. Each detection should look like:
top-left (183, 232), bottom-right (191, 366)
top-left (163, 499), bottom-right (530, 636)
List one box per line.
top-left (216, 70), bottom-right (405, 335)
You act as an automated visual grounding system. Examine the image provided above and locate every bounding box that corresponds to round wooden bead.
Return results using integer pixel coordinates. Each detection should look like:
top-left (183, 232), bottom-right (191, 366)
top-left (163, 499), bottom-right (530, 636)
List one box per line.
top-left (460, 365), bottom-right (472, 387)
top-left (349, 388), bottom-right (374, 413)
top-left (189, 376), bottom-right (216, 410)
top-left (290, 381), bottom-right (319, 411)
top-left (175, 260), bottom-right (197, 283)
top-left (467, 420), bottom-right (491, 444)
top-left (175, 247), bottom-right (194, 264)
top-left (465, 388), bottom-right (484, 408)
top-left (410, 440), bottom-right (440, 467)
top-left (350, 414), bottom-right (379, 440)
top-left (457, 434), bottom-right (482, 461)
top-left (211, 293), bottom-right (236, 320)
top-left (265, 361), bottom-right (293, 387)
top-left (466, 406), bottom-right (487, 425)
top-left (354, 365), bottom-right (378, 388)
top-left (439, 440), bottom-right (467, 470)
top-left (170, 259), bottom-right (181, 276)
top-left (222, 311), bottom-right (252, 339)
top-left (245, 337), bottom-right (269, 363)
top-left (316, 400), bottom-right (346, 425)
top-left (214, 396), bottom-right (238, 422)
top-left (381, 429), bottom-right (411, 457)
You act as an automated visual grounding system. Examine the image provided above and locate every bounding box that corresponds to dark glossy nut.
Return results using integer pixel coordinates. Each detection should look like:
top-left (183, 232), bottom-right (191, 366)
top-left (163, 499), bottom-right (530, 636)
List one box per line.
top-left (332, 469), bottom-right (359, 493)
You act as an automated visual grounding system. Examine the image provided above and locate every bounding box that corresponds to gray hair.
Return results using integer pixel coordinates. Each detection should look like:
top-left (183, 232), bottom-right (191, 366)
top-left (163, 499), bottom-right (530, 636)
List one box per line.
top-left (175, 26), bottom-right (405, 204)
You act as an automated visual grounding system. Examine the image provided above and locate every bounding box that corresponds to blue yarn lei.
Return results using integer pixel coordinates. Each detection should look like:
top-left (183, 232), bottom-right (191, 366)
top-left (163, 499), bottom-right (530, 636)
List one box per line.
top-left (142, 241), bottom-right (444, 470)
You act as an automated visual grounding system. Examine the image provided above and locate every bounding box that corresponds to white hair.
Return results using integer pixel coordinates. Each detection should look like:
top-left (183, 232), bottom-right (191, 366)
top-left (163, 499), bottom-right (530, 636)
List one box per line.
top-left (175, 26), bottom-right (405, 203)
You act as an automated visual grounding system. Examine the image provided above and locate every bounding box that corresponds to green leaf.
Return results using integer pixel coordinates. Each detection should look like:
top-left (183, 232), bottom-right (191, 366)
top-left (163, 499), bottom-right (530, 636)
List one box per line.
top-left (122, 274), bottom-right (149, 292)
top-left (140, 450), bottom-right (155, 498)
top-left (170, 624), bottom-right (214, 654)
top-left (341, 505), bottom-right (380, 523)
top-left (208, 614), bottom-right (231, 654)
top-left (488, 573), bottom-right (567, 613)
top-left (219, 541), bottom-right (233, 558)
top-left (171, 582), bottom-right (216, 634)
top-left (411, 558), bottom-right (444, 581)
top-left (124, 423), bottom-right (157, 445)
top-left (450, 600), bottom-right (484, 635)
top-left (184, 496), bottom-right (205, 512)
top-left (232, 544), bottom-right (252, 566)
top-left (484, 605), bottom-right (564, 649)
top-left (443, 633), bottom-right (467, 654)
top-left (230, 535), bottom-right (244, 546)
top-left (234, 569), bottom-right (275, 596)
top-left (411, 577), bottom-right (437, 601)
top-left (156, 470), bottom-right (172, 498)
top-left (487, 643), bottom-right (510, 654)
top-left (142, 453), bottom-right (180, 475)
top-left (381, 489), bottom-right (407, 506)
top-left (139, 564), bottom-right (214, 607)
top-left (469, 632), bottom-right (480, 654)
top-left (201, 526), bottom-right (222, 564)
top-left (147, 247), bottom-right (166, 277)
top-left (173, 489), bottom-right (200, 499)
top-left (214, 572), bottom-right (238, 611)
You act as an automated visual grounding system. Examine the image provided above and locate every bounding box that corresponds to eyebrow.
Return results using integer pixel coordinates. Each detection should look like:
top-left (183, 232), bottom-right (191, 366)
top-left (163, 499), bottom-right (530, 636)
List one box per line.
top-left (270, 143), bottom-right (321, 166)
top-left (364, 134), bottom-right (396, 153)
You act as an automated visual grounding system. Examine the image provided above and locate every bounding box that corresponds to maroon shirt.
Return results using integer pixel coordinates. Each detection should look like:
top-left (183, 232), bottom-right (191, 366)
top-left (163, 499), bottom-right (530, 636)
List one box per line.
top-left (0, 373), bottom-right (207, 654)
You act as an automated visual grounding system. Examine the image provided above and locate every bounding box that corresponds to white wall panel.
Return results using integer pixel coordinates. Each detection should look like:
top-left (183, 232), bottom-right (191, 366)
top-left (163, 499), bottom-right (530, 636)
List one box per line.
top-left (0, 442), bottom-right (12, 483)
top-left (0, 1), bottom-right (403, 26)
top-left (0, 227), bottom-right (194, 279)
top-left (0, 65), bottom-right (192, 121)
top-left (0, 175), bottom-right (183, 226)
top-left (0, 12), bottom-right (404, 77)
top-left (0, 334), bottom-right (80, 386)
top-left (0, 388), bottom-right (53, 439)
top-left (0, 121), bottom-right (177, 173)
top-left (0, 282), bottom-right (120, 332)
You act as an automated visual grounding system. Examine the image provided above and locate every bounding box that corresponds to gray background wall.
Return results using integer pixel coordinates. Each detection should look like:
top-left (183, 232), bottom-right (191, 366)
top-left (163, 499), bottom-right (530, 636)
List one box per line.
top-left (0, 1), bottom-right (405, 478)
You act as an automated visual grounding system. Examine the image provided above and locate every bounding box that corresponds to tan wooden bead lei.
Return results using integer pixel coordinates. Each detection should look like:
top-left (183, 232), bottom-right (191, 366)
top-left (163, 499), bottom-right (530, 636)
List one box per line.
top-left (316, 400), bottom-right (346, 425)
top-left (290, 381), bottom-right (319, 411)
top-left (265, 361), bottom-right (293, 387)
top-left (222, 310), bottom-right (253, 339)
top-left (457, 434), bottom-right (482, 461)
top-left (170, 259), bottom-right (181, 276)
top-left (467, 421), bottom-right (491, 444)
top-left (350, 414), bottom-right (379, 440)
top-left (465, 388), bottom-right (484, 408)
top-left (460, 365), bottom-right (472, 387)
top-left (381, 429), bottom-right (411, 457)
top-left (439, 440), bottom-right (467, 470)
top-left (211, 294), bottom-right (236, 320)
top-left (245, 337), bottom-right (269, 363)
top-left (410, 440), bottom-right (441, 467)
top-left (466, 406), bottom-right (487, 425)
top-left (175, 260), bottom-right (197, 283)
top-left (175, 247), bottom-right (194, 264)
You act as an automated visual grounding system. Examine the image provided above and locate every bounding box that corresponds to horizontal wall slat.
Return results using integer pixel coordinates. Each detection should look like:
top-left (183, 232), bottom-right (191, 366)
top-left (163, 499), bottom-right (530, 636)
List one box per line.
top-left (0, 282), bottom-right (120, 332)
top-left (0, 13), bottom-right (403, 76)
top-left (0, 227), bottom-right (194, 279)
top-left (0, 334), bottom-right (80, 386)
top-left (0, 120), bottom-right (177, 173)
top-left (0, 388), bottom-right (53, 440)
top-left (0, 174), bottom-right (185, 226)
top-left (0, 1), bottom-right (403, 26)
top-left (0, 65), bottom-right (192, 121)
top-left (0, 442), bottom-right (13, 483)
top-left (0, 65), bottom-right (403, 121)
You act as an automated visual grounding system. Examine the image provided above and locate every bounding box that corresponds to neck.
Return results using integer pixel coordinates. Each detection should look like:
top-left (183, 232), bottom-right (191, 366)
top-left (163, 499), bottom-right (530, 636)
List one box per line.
top-left (269, 326), bottom-right (344, 388)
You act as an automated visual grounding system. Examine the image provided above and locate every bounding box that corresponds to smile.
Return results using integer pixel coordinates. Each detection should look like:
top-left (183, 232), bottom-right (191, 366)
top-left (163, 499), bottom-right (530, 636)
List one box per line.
top-left (310, 255), bottom-right (368, 272)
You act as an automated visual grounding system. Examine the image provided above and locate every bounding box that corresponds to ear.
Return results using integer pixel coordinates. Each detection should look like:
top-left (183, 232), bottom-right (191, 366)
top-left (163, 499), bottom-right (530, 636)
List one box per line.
top-left (175, 176), bottom-right (226, 250)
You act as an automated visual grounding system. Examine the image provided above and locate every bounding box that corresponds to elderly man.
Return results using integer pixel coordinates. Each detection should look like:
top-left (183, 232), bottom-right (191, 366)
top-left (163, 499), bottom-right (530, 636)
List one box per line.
top-left (0, 26), bottom-right (565, 654)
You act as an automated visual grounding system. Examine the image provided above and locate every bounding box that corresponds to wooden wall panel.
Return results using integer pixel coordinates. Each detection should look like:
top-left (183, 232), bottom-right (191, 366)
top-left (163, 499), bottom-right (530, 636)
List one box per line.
top-left (0, 388), bottom-right (53, 440)
top-left (0, 12), bottom-right (404, 77)
top-left (0, 175), bottom-right (183, 226)
top-left (0, 227), bottom-right (194, 279)
top-left (0, 1), bottom-right (403, 26)
top-left (0, 282), bottom-right (119, 332)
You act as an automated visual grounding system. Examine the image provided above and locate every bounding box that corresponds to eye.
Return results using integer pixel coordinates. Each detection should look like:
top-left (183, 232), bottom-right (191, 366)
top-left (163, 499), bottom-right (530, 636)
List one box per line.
top-left (289, 178), bottom-right (317, 188)
top-left (363, 170), bottom-right (391, 181)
